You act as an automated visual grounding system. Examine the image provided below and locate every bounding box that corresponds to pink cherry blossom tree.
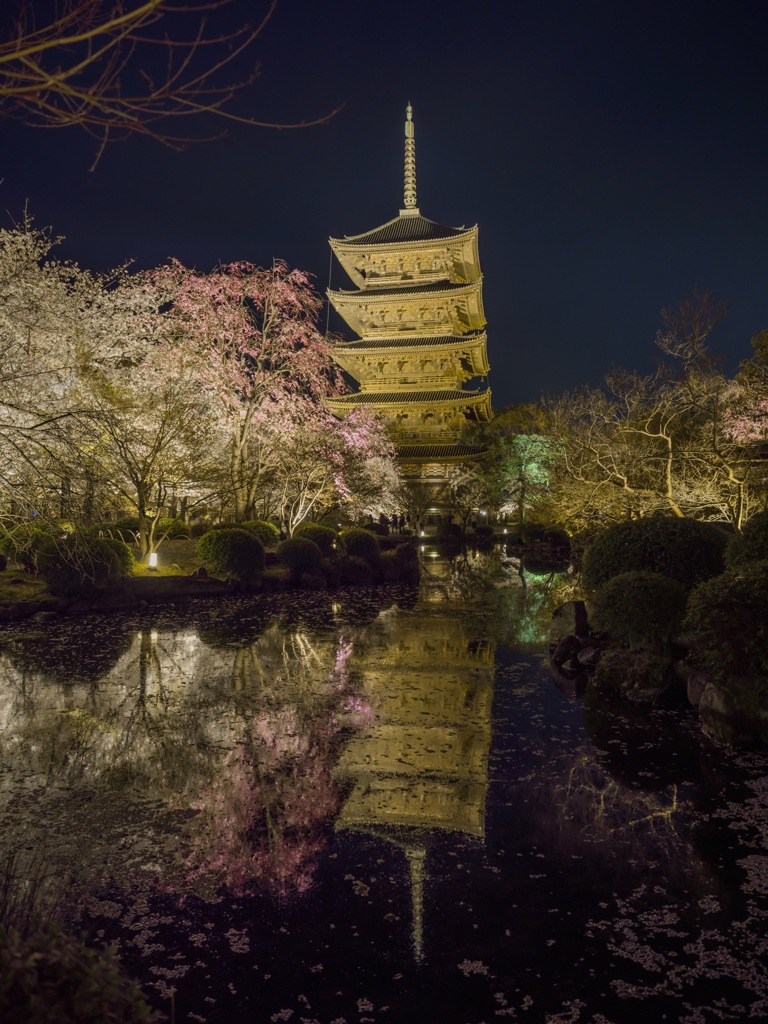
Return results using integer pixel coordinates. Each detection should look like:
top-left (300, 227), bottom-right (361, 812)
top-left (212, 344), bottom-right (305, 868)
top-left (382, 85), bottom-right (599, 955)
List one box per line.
top-left (260, 401), bottom-right (400, 535)
top-left (145, 259), bottom-right (342, 523)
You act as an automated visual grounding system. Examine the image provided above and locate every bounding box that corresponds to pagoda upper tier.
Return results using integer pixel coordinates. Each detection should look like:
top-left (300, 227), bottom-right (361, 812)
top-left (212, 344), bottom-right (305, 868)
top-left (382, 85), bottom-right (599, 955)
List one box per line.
top-left (333, 332), bottom-right (489, 391)
top-left (327, 105), bottom-right (492, 471)
top-left (329, 216), bottom-right (481, 291)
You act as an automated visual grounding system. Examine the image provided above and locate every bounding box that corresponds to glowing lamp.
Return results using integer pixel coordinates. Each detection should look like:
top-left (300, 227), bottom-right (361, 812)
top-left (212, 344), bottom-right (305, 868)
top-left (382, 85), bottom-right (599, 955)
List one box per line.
top-left (148, 552), bottom-right (158, 570)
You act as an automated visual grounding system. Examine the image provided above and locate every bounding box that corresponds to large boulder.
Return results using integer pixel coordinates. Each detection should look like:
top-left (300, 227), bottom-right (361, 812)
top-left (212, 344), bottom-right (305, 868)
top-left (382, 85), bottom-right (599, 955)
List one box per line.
top-left (698, 680), bottom-right (768, 746)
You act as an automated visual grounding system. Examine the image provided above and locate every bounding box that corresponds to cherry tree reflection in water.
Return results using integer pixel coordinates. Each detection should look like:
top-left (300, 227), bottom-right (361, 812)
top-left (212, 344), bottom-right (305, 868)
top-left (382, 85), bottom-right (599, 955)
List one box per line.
top-left (180, 627), bottom-right (373, 896)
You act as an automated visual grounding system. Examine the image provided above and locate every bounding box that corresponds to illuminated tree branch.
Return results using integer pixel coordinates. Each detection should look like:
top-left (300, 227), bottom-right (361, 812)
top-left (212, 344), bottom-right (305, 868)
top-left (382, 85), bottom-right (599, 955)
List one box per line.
top-left (0, 0), bottom-right (341, 168)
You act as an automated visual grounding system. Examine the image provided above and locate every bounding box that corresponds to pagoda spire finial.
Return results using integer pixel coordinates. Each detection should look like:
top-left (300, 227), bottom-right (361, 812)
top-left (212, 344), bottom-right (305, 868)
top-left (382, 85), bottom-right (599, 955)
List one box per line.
top-left (403, 102), bottom-right (418, 213)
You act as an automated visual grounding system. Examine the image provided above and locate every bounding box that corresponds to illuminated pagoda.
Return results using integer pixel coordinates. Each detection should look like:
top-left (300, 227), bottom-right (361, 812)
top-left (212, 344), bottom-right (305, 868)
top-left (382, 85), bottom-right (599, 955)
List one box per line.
top-left (327, 105), bottom-right (492, 499)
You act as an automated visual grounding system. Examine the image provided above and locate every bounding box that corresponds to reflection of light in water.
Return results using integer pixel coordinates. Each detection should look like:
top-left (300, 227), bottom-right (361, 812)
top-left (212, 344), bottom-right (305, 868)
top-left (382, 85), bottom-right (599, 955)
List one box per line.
top-left (335, 593), bottom-right (494, 962)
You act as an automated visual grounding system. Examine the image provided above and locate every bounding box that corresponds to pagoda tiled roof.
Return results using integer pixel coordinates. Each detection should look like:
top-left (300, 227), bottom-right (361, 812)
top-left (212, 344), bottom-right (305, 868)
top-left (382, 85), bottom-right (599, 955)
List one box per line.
top-left (335, 332), bottom-right (485, 351)
top-left (396, 443), bottom-right (485, 460)
top-left (330, 280), bottom-right (474, 299)
top-left (329, 388), bottom-right (487, 406)
top-left (333, 213), bottom-right (470, 247)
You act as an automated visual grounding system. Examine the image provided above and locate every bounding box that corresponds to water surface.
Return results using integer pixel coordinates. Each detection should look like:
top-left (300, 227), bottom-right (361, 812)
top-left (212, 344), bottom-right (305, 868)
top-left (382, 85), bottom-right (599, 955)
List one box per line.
top-left (1, 551), bottom-right (766, 1023)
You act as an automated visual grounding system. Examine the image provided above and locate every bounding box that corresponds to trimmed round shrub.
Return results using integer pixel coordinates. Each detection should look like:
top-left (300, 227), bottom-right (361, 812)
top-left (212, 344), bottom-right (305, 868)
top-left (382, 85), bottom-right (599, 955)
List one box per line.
top-left (366, 522), bottom-right (389, 536)
top-left (0, 524), bottom-right (52, 573)
top-left (521, 524), bottom-right (545, 544)
top-left (0, 925), bottom-right (159, 1024)
top-left (581, 517), bottom-right (726, 596)
top-left (683, 561), bottom-right (768, 681)
top-left (336, 554), bottom-right (374, 585)
top-left (293, 523), bottom-right (339, 556)
top-left (276, 537), bottom-right (324, 579)
top-left (155, 516), bottom-right (189, 540)
top-left (473, 524), bottom-right (495, 545)
top-left (242, 520), bottom-right (280, 547)
top-left (109, 517), bottom-right (140, 541)
top-left (437, 522), bottom-right (464, 544)
top-left (36, 536), bottom-right (122, 598)
top-left (542, 526), bottom-right (571, 548)
top-left (197, 528), bottom-right (264, 580)
top-left (589, 570), bottom-right (687, 649)
top-left (726, 511), bottom-right (768, 568)
top-left (339, 528), bottom-right (380, 565)
top-left (100, 538), bottom-right (135, 577)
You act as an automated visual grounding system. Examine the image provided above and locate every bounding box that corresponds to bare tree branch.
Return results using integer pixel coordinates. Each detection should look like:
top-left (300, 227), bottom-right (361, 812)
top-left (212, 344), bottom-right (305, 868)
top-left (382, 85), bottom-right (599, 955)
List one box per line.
top-left (0, 0), bottom-right (341, 168)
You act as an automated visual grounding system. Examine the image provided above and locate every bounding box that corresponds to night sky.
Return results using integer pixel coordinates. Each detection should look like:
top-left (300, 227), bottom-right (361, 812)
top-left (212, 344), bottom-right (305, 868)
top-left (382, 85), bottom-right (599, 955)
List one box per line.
top-left (2, 0), bottom-right (768, 409)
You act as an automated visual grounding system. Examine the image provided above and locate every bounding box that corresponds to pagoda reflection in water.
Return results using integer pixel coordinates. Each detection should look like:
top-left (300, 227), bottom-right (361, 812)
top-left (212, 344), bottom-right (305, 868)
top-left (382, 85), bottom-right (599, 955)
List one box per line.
top-left (335, 555), bottom-right (494, 960)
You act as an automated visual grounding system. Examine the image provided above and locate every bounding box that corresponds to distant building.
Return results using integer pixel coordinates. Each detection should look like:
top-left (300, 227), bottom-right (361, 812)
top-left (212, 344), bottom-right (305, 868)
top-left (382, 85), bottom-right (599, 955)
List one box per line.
top-left (327, 105), bottom-right (492, 521)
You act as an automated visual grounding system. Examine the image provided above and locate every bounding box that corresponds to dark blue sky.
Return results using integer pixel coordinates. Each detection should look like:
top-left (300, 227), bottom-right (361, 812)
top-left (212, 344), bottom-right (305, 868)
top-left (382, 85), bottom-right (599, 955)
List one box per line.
top-left (3, 0), bottom-right (767, 408)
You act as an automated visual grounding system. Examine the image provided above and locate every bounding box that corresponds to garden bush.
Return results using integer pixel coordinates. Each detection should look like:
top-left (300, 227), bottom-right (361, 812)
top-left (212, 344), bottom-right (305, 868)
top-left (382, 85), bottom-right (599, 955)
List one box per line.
top-left (683, 561), bottom-right (768, 682)
top-left (197, 528), bottom-right (264, 580)
top-left (293, 523), bottom-right (339, 556)
top-left (725, 511), bottom-right (768, 568)
top-left (242, 520), bottom-right (280, 547)
top-left (276, 537), bottom-right (324, 579)
top-left (437, 522), bottom-right (464, 544)
top-left (36, 536), bottom-right (122, 598)
top-left (473, 524), bottom-right (495, 545)
top-left (100, 538), bottom-right (135, 577)
top-left (542, 526), bottom-right (571, 549)
top-left (0, 524), bottom-right (52, 573)
top-left (336, 554), bottom-right (374, 585)
top-left (108, 517), bottom-right (140, 541)
top-left (521, 524), bottom-right (545, 544)
top-left (155, 517), bottom-right (189, 540)
top-left (0, 925), bottom-right (159, 1024)
top-left (339, 528), bottom-right (380, 565)
top-left (589, 570), bottom-right (687, 649)
top-left (581, 516), bottom-right (726, 596)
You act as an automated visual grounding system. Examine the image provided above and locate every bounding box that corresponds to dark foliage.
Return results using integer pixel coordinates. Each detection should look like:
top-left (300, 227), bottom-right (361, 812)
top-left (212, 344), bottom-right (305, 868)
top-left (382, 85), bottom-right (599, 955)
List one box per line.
top-left (0, 524), bottom-right (53, 573)
top-left (683, 561), bottom-right (768, 681)
top-left (725, 511), bottom-right (768, 567)
top-left (581, 517), bottom-right (726, 595)
top-left (339, 528), bottom-right (380, 565)
top-left (0, 925), bottom-right (159, 1023)
top-left (590, 570), bottom-right (687, 648)
top-left (100, 538), bottom-right (135, 577)
top-left (36, 536), bottom-right (123, 598)
top-left (542, 526), bottom-right (571, 548)
top-left (241, 520), bottom-right (280, 547)
top-left (197, 529), bottom-right (265, 580)
top-left (521, 524), bottom-right (545, 544)
top-left (437, 522), bottom-right (465, 543)
top-left (293, 523), bottom-right (339, 557)
top-left (336, 554), bottom-right (374, 585)
top-left (276, 537), bottom-right (324, 579)
top-left (155, 517), bottom-right (189, 540)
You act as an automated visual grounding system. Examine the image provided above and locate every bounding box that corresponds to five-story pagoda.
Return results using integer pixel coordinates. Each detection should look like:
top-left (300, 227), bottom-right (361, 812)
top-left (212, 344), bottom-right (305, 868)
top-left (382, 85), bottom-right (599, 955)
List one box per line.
top-left (327, 106), bottom-right (492, 494)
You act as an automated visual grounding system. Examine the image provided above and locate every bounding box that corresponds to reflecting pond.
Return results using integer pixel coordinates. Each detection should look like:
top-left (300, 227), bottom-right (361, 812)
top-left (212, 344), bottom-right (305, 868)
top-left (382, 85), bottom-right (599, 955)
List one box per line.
top-left (1, 550), bottom-right (767, 1023)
